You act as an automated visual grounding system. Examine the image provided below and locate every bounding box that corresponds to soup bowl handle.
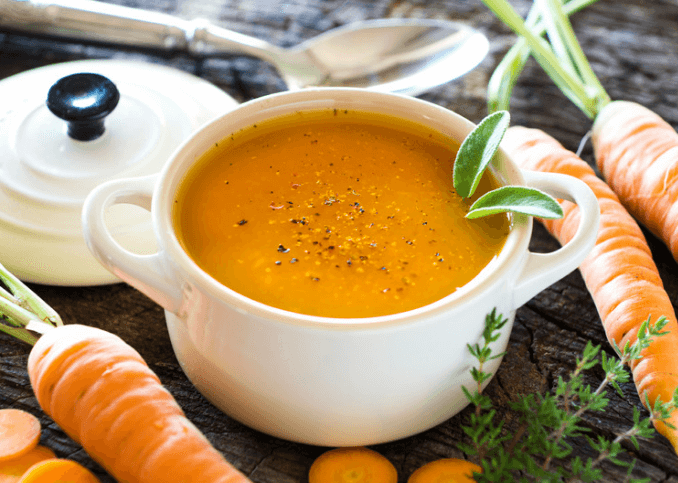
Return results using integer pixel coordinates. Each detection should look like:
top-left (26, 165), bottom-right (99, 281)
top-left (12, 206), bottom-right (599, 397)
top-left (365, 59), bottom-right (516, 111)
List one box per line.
top-left (82, 174), bottom-right (183, 313)
top-left (512, 169), bottom-right (600, 308)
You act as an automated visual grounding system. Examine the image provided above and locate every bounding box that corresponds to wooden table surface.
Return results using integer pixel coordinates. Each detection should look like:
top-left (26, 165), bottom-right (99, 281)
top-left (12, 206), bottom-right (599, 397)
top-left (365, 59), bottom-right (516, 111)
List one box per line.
top-left (2, 0), bottom-right (678, 481)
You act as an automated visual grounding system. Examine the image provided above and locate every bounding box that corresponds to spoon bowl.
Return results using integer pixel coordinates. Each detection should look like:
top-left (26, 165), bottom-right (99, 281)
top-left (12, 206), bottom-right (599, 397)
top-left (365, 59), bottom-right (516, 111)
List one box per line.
top-left (0, 0), bottom-right (489, 95)
top-left (269, 19), bottom-right (490, 95)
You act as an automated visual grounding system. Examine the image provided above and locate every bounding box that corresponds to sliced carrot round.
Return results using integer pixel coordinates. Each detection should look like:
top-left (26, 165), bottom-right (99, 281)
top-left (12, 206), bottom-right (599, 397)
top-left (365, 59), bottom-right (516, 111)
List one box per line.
top-left (0, 410), bottom-right (41, 462)
top-left (407, 458), bottom-right (482, 483)
top-left (0, 446), bottom-right (56, 483)
top-left (17, 459), bottom-right (101, 483)
top-left (309, 447), bottom-right (397, 483)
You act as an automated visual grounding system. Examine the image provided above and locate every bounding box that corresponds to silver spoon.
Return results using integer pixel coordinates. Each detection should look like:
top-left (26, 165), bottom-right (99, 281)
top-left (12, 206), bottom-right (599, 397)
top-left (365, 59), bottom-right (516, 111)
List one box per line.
top-left (0, 0), bottom-right (489, 96)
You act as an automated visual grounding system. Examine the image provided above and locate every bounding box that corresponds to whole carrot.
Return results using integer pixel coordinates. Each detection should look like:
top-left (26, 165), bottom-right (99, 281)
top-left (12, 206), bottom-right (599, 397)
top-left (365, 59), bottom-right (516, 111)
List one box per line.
top-left (483, 0), bottom-right (678, 264)
top-left (502, 125), bottom-right (678, 449)
top-left (0, 264), bottom-right (251, 483)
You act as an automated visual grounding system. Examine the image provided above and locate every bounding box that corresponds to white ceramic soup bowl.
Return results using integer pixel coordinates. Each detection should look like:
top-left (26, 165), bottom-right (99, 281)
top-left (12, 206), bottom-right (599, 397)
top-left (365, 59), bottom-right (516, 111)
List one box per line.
top-left (82, 88), bottom-right (599, 447)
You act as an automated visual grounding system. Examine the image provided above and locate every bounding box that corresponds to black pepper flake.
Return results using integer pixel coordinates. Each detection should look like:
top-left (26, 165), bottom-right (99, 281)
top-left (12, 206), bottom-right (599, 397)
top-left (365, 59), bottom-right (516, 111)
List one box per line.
top-left (312, 277), bottom-right (320, 281)
top-left (382, 288), bottom-right (390, 293)
top-left (328, 246), bottom-right (335, 250)
top-left (275, 261), bottom-right (282, 265)
top-left (237, 219), bottom-right (248, 225)
top-left (346, 260), bottom-right (352, 266)
top-left (278, 245), bottom-right (290, 253)
top-left (290, 258), bottom-right (298, 263)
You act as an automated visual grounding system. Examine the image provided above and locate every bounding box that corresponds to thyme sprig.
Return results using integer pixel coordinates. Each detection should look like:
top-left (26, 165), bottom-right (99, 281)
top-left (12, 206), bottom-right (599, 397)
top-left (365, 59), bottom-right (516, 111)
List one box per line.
top-left (460, 310), bottom-right (676, 482)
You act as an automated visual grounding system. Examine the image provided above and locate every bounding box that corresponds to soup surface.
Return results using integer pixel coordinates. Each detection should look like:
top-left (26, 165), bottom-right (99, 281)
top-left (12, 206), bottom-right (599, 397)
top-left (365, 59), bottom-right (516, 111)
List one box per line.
top-left (173, 109), bottom-right (511, 318)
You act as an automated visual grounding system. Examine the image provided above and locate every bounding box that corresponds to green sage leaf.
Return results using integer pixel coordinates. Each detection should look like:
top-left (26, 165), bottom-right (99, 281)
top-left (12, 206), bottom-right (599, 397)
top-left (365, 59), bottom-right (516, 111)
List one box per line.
top-left (466, 186), bottom-right (564, 219)
top-left (453, 110), bottom-right (510, 198)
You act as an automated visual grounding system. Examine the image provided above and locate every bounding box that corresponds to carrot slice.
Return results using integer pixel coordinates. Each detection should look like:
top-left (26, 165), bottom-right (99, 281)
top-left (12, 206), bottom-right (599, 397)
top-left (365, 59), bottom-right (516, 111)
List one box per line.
top-left (17, 459), bottom-right (100, 483)
top-left (309, 447), bottom-right (397, 483)
top-left (0, 446), bottom-right (55, 483)
top-left (407, 458), bottom-right (481, 483)
top-left (0, 410), bottom-right (41, 462)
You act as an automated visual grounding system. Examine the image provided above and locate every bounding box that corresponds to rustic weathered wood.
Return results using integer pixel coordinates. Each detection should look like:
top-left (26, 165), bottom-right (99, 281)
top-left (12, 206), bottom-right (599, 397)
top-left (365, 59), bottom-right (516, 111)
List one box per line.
top-left (2, 0), bottom-right (678, 481)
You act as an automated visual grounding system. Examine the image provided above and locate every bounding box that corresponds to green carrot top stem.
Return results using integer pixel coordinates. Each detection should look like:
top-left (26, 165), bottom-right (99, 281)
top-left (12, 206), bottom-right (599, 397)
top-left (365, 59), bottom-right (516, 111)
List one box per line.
top-left (0, 261), bottom-right (60, 345)
top-left (483, 0), bottom-right (610, 118)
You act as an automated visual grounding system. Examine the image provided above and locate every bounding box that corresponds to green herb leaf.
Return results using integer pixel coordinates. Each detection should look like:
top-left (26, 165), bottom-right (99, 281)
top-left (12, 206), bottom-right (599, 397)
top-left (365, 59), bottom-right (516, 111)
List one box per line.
top-left (466, 186), bottom-right (564, 219)
top-left (453, 111), bottom-right (510, 198)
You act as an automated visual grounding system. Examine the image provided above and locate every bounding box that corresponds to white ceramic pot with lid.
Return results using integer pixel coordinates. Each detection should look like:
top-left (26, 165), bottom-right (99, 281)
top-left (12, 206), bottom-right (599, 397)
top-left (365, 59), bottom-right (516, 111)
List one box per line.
top-left (0, 59), bottom-right (238, 285)
top-left (82, 88), bottom-right (600, 446)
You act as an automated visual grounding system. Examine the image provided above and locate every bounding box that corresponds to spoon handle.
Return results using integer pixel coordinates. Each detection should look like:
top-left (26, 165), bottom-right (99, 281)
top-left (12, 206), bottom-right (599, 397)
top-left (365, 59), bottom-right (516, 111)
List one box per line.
top-left (0, 0), bottom-right (277, 60)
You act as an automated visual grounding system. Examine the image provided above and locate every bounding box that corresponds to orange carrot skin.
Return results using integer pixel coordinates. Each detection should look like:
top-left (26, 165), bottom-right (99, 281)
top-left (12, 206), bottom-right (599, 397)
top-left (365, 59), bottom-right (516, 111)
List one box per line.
top-left (27, 324), bottom-right (251, 483)
top-left (503, 125), bottom-right (678, 451)
top-left (592, 100), bottom-right (678, 262)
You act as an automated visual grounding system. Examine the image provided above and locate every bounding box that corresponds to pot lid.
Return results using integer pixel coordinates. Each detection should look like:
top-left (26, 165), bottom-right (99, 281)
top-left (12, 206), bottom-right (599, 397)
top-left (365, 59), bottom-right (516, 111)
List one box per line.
top-left (0, 59), bottom-right (238, 286)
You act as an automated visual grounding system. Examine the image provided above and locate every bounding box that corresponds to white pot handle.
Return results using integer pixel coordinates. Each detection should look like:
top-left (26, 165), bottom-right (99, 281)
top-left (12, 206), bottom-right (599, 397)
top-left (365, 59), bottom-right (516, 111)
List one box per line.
top-left (512, 170), bottom-right (600, 308)
top-left (82, 174), bottom-right (183, 313)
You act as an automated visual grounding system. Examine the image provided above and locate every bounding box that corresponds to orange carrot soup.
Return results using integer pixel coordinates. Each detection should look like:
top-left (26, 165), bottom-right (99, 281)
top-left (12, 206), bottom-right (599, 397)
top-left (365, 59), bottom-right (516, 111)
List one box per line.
top-left (173, 109), bottom-right (511, 318)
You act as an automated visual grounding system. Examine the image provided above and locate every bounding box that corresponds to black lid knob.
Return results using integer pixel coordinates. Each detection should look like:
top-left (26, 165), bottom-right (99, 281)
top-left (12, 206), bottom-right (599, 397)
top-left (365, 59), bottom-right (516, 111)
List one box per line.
top-left (47, 73), bottom-right (120, 141)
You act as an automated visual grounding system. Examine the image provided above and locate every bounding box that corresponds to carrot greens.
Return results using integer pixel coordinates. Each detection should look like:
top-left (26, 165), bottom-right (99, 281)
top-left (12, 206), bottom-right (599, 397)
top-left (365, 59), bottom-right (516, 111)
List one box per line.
top-left (0, 263), bottom-right (59, 345)
top-left (487, 0), bottom-right (601, 113)
top-left (482, 0), bottom-right (610, 118)
top-left (453, 110), bottom-right (563, 220)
